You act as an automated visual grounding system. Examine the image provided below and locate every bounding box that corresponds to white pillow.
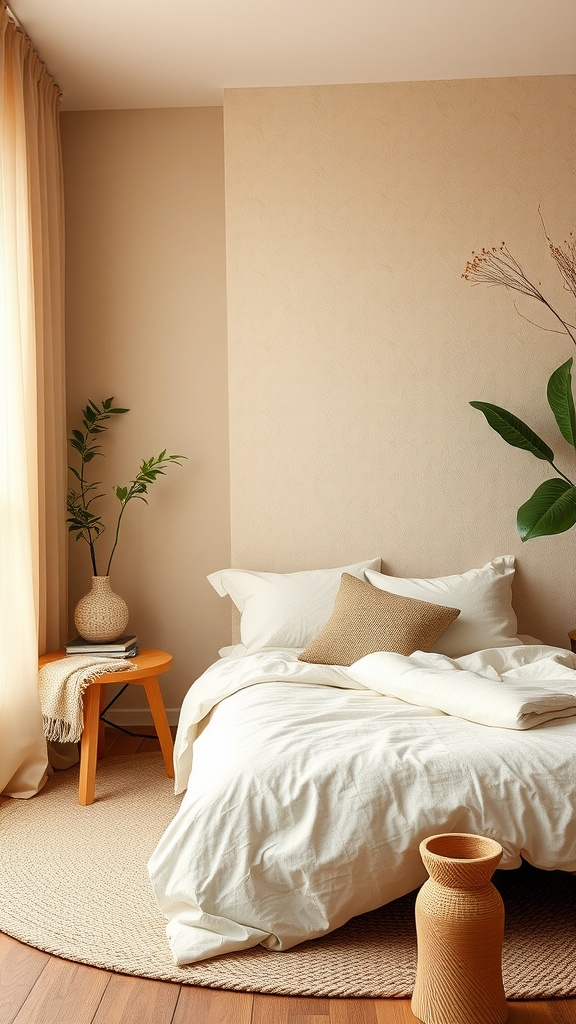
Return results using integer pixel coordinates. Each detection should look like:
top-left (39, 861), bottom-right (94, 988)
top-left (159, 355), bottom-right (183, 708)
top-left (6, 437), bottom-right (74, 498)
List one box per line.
top-left (364, 556), bottom-right (519, 658)
top-left (208, 558), bottom-right (381, 653)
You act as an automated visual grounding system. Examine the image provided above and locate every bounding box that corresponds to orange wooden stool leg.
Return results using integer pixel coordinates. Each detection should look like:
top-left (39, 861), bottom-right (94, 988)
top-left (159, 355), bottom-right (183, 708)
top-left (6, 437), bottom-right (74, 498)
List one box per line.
top-left (142, 676), bottom-right (174, 778)
top-left (97, 684), bottom-right (107, 759)
top-left (79, 684), bottom-right (102, 805)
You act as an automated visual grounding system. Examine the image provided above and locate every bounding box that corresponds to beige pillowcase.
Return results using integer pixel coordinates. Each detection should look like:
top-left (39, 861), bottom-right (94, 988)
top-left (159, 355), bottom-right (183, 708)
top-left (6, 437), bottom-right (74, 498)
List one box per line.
top-left (298, 573), bottom-right (460, 667)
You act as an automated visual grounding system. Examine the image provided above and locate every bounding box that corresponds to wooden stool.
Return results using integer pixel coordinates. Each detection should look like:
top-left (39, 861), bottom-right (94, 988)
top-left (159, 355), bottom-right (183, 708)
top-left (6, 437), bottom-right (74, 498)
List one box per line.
top-left (39, 648), bottom-right (174, 805)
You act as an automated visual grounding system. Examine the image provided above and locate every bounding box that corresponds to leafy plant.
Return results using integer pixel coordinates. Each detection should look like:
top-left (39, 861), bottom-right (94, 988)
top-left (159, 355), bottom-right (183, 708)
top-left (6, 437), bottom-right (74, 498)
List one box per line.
top-left (67, 397), bottom-right (186, 575)
top-left (463, 227), bottom-right (576, 540)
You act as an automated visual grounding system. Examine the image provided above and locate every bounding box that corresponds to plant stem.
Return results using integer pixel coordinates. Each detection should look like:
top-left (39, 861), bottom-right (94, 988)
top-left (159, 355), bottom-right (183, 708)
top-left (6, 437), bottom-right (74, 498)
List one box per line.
top-left (79, 456), bottom-right (99, 575)
top-left (105, 502), bottom-right (128, 577)
top-left (539, 297), bottom-right (576, 346)
top-left (551, 462), bottom-right (575, 486)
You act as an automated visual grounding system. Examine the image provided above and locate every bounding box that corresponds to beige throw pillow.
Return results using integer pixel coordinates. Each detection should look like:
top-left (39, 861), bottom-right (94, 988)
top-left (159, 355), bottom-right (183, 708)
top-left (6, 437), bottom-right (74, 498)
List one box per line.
top-left (298, 573), bottom-right (460, 667)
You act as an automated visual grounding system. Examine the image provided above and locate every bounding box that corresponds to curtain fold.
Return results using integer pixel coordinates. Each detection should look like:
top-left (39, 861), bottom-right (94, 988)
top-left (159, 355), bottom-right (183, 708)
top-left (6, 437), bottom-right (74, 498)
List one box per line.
top-left (0, 2), bottom-right (68, 797)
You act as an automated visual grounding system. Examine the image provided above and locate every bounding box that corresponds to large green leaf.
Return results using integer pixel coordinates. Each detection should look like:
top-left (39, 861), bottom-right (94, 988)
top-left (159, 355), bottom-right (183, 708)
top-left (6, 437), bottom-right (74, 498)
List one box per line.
top-left (517, 478), bottom-right (576, 540)
top-left (547, 358), bottom-right (576, 448)
top-left (469, 402), bottom-right (554, 462)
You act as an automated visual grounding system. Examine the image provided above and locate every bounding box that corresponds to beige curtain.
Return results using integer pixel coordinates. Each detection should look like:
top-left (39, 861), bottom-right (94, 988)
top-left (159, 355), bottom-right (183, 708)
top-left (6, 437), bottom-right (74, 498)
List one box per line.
top-left (0, 3), bottom-right (68, 797)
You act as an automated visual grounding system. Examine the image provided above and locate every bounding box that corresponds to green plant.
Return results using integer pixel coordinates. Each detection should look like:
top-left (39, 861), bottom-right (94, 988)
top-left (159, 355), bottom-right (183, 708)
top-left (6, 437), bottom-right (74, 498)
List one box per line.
top-left (463, 227), bottom-right (576, 540)
top-left (67, 397), bottom-right (186, 575)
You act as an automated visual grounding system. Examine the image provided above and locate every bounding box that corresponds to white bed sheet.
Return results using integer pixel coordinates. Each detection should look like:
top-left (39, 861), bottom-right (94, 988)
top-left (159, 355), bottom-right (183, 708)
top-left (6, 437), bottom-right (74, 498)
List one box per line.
top-left (148, 645), bottom-right (576, 966)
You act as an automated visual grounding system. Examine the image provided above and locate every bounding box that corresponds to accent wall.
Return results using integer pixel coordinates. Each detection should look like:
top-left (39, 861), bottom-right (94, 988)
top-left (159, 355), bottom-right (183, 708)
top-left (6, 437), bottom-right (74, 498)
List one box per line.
top-left (223, 76), bottom-right (576, 649)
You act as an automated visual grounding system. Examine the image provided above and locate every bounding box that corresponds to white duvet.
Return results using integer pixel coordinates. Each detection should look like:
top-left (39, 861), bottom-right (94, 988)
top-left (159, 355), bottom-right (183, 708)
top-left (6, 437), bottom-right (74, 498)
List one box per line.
top-left (148, 644), bottom-right (576, 966)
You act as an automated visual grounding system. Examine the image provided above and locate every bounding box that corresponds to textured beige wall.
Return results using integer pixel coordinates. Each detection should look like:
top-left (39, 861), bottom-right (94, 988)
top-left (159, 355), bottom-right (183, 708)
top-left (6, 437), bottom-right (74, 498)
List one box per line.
top-left (224, 77), bottom-right (576, 648)
top-left (61, 107), bottom-right (231, 720)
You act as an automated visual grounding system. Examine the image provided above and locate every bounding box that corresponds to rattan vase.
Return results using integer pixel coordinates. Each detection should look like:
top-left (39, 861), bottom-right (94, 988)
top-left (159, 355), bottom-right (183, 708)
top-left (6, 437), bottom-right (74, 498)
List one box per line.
top-left (411, 833), bottom-right (507, 1024)
top-left (74, 576), bottom-right (129, 643)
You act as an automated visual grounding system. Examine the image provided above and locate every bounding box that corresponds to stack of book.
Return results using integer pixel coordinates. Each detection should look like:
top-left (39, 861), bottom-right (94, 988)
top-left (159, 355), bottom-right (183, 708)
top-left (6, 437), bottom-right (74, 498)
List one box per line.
top-left (65, 635), bottom-right (139, 658)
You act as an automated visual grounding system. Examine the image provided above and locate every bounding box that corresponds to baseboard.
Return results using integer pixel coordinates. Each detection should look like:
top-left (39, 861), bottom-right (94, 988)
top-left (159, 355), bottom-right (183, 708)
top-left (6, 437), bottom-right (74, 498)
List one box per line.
top-left (102, 707), bottom-right (180, 727)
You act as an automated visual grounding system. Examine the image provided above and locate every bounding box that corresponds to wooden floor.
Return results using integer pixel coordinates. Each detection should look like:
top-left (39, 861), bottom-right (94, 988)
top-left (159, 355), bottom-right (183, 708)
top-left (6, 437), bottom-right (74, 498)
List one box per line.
top-left (2, 728), bottom-right (575, 1024)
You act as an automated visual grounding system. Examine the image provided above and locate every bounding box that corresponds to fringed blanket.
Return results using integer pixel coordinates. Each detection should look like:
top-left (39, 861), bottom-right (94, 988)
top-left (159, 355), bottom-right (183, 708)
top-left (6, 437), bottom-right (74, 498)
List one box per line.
top-left (38, 655), bottom-right (137, 743)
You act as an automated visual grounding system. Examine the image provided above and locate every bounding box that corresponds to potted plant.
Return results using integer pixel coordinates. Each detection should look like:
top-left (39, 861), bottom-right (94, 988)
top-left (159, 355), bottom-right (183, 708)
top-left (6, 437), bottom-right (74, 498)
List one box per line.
top-left (67, 397), bottom-right (185, 641)
top-left (463, 225), bottom-right (576, 540)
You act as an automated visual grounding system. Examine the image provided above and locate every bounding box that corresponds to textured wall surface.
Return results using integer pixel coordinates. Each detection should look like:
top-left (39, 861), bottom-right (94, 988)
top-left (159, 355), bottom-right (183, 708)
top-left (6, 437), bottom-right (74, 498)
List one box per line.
top-left (61, 107), bottom-right (231, 718)
top-left (224, 77), bottom-right (576, 647)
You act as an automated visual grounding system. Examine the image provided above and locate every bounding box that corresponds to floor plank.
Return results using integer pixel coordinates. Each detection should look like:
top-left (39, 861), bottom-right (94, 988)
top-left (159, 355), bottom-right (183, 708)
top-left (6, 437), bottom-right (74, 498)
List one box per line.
top-left (253, 994), bottom-right (292, 1023)
top-left (506, 1003), bottom-right (556, 1024)
top-left (90, 973), bottom-right (180, 1024)
top-left (329, 998), bottom-right (380, 1023)
top-left (172, 985), bottom-right (253, 1023)
top-left (11, 956), bottom-right (110, 1024)
top-left (374, 1001), bottom-right (418, 1024)
top-left (287, 997), bottom-right (331, 1014)
top-left (289, 1017), bottom-right (330, 1024)
top-left (549, 1003), bottom-right (576, 1024)
top-left (0, 933), bottom-right (50, 1024)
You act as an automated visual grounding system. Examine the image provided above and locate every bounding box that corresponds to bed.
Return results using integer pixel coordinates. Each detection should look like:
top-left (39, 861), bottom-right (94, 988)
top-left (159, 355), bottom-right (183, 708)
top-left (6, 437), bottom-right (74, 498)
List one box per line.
top-left (147, 555), bottom-right (576, 966)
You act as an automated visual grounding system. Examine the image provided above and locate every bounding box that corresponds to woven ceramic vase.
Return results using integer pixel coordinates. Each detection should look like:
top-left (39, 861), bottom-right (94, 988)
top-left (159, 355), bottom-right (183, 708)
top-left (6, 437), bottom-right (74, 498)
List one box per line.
top-left (74, 576), bottom-right (129, 643)
top-left (411, 833), bottom-right (507, 1024)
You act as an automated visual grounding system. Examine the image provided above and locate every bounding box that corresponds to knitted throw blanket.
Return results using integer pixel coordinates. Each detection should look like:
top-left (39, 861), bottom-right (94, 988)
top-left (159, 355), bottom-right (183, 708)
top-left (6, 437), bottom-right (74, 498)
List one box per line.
top-left (38, 655), bottom-right (137, 743)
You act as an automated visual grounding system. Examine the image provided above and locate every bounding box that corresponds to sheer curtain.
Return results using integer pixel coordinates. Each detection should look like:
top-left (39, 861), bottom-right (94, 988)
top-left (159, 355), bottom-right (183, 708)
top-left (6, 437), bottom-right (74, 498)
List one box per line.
top-left (0, 2), bottom-right (68, 797)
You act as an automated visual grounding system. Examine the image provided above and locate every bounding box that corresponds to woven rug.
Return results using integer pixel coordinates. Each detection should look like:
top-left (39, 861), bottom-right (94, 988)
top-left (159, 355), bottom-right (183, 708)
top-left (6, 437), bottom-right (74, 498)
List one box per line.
top-left (0, 752), bottom-right (574, 999)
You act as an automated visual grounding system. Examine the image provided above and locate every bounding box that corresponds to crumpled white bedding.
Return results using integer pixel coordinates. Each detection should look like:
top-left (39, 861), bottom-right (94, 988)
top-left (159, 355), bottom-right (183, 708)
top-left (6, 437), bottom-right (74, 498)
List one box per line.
top-left (348, 647), bottom-right (576, 729)
top-left (148, 644), bottom-right (576, 966)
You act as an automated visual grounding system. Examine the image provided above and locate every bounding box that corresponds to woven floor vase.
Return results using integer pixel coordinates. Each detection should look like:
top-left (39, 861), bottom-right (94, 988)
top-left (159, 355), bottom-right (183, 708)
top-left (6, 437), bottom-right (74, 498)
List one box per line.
top-left (74, 576), bottom-right (129, 643)
top-left (411, 833), bottom-right (507, 1024)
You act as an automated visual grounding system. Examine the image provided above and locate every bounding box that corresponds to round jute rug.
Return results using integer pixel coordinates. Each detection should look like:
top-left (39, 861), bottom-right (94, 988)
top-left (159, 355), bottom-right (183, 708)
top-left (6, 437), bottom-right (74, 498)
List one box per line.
top-left (1, 752), bottom-right (574, 999)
